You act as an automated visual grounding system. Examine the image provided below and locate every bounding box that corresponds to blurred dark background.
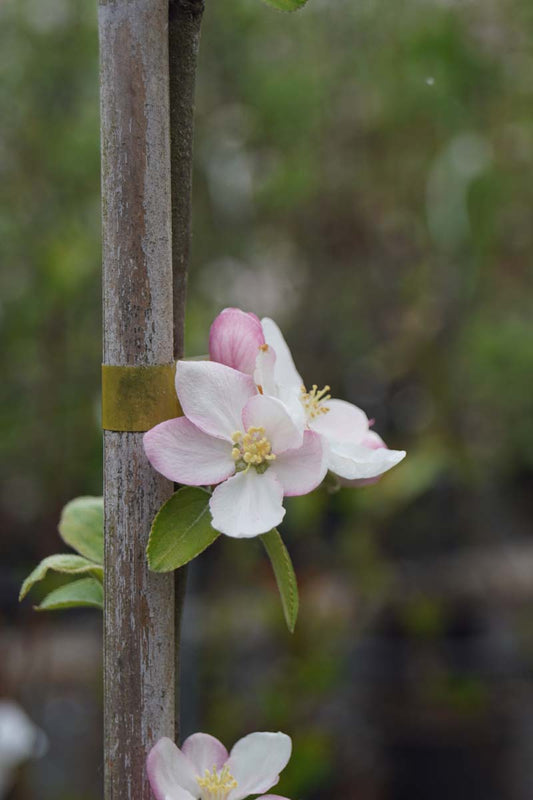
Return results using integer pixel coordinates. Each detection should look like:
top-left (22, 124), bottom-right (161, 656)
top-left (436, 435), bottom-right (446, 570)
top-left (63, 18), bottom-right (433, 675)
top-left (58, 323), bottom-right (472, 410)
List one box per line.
top-left (2, 0), bottom-right (533, 797)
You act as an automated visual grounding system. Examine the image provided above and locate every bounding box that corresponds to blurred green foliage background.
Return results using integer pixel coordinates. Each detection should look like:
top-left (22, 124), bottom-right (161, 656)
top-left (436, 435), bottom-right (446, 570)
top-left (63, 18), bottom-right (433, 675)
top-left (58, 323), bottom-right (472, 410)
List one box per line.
top-left (2, 0), bottom-right (533, 798)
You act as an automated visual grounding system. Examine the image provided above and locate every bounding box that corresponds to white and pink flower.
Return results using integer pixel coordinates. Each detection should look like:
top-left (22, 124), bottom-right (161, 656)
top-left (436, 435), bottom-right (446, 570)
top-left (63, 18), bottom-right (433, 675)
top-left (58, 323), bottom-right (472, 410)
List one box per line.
top-left (0, 701), bottom-right (47, 799)
top-left (209, 308), bottom-right (406, 484)
top-left (143, 360), bottom-right (325, 539)
top-left (147, 731), bottom-right (292, 800)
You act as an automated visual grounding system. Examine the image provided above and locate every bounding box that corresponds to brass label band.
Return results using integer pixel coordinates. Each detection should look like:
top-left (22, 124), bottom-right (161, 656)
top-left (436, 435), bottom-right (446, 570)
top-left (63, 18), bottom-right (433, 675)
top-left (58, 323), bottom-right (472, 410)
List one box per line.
top-left (102, 364), bottom-right (182, 432)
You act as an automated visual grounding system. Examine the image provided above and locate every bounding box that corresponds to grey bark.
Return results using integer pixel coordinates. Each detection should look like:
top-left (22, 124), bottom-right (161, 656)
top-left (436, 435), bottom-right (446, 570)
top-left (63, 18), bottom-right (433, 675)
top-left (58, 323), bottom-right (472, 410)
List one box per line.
top-left (169, 0), bottom-right (204, 358)
top-left (99, 2), bottom-right (175, 798)
top-left (168, 0), bottom-right (204, 742)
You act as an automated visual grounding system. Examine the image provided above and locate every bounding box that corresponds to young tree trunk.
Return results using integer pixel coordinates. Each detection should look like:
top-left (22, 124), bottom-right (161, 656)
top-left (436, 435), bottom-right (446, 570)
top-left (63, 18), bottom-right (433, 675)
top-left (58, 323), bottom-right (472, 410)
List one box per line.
top-left (169, 0), bottom-right (204, 359)
top-left (99, 2), bottom-right (175, 798)
top-left (169, 0), bottom-right (204, 738)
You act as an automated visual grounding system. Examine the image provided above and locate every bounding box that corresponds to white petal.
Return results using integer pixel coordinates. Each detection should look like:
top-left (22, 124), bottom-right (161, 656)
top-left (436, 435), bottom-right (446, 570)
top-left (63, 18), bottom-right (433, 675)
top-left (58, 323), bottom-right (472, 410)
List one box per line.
top-left (0, 701), bottom-right (47, 766)
top-left (182, 733), bottom-right (229, 776)
top-left (338, 431), bottom-right (389, 486)
top-left (147, 738), bottom-right (200, 800)
top-left (271, 431), bottom-right (326, 496)
top-left (309, 398), bottom-right (368, 446)
top-left (261, 318), bottom-right (302, 392)
top-left (226, 732), bottom-right (292, 800)
top-left (277, 385), bottom-right (306, 431)
top-left (209, 470), bottom-right (284, 538)
top-left (253, 345), bottom-right (277, 397)
top-left (161, 789), bottom-right (197, 800)
top-left (176, 361), bottom-right (257, 441)
top-left (328, 440), bottom-right (406, 480)
top-left (144, 418), bottom-right (235, 486)
top-left (242, 395), bottom-right (303, 454)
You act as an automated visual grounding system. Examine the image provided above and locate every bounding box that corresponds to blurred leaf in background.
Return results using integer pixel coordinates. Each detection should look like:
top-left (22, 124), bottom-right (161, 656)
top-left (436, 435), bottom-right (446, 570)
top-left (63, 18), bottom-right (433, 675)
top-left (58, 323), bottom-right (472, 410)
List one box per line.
top-left (2, 0), bottom-right (533, 798)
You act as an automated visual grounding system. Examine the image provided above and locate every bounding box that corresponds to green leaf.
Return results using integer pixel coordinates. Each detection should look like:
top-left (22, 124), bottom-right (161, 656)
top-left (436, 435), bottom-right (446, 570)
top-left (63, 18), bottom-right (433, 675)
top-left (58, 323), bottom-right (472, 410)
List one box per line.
top-left (261, 528), bottom-right (299, 632)
top-left (19, 554), bottom-right (103, 601)
top-left (35, 577), bottom-right (103, 611)
top-left (58, 496), bottom-right (103, 563)
top-left (261, 0), bottom-right (309, 10)
top-left (147, 487), bottom-right (219, 572)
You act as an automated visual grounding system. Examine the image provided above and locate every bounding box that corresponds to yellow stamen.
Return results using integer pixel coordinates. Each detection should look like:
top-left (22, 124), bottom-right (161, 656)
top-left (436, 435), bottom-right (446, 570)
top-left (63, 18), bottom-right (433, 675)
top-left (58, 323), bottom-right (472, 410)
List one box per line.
top-left (231, 426), bottom-right (276, 467)
top-left (197, 765), bottom-right (238, 800)
top-left (300, 384), bottom-right (331, 420)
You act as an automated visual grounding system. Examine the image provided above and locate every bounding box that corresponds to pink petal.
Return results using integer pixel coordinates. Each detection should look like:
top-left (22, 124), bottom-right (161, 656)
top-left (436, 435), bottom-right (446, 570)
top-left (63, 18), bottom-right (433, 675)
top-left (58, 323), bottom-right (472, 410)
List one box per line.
top-left (182, 733), bottom-right (229, 776)
top-left (176, 360), bottom-right (257, 441)
top-left (256, 796), bottom-right (292, 800)
top-left (362, 430), bottom-right (386, 449)
top-left (242, 395), bottom-right (303, 454)
top-left (226, 732), bottom-right (292, 800)
top-left (271, 431), bottom-right (326, 497)
top-left (261, 318), bottom-right (302, 392)
top-left (327, 440), bottom-right (406, 480)
top-left (309, 398), bottom-right (369, 446)
top-left (209, 470), bottom-right (284, 538)
top-left (209, 308), bottom-right (265, 375)
top-left (146, 738), bottom-right (199, 800)
top-left (144, 418), bottom-right (235, 486)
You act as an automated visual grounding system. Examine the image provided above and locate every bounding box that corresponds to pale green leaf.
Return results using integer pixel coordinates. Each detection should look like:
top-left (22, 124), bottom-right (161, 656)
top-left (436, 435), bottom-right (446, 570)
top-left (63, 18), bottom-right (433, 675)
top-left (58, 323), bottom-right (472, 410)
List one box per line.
top-left (35, 577), bottom-right (103, 611)
top-left (58, 496), bottom-right (103, 563)
top-left (261, 0), bottom-right (309, 10)
top-left (261, 528), bottom-right (299, 632)
top-left (147, 487), bottom-right (219, 572)
top-left (19, 554), bottom-right (103, 601)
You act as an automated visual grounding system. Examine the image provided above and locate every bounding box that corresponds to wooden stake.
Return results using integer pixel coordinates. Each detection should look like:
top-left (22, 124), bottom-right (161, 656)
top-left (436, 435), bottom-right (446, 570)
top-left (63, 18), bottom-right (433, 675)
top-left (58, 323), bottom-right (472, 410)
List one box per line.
top-left (99, 1), bottom-right (175, 797)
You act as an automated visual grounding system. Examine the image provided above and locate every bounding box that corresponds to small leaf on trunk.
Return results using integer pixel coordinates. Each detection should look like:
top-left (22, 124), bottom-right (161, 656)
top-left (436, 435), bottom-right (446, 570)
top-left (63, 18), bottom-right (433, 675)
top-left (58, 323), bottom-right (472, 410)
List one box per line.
top-left (20, 554), bottom-right (103, 601)
top-left (261, 0), bottom-right (309, 10)
top-left (35, 577), bottom-right (104, 611)
top-left (147, 487), bottom-right (219, 572)
top-left (59, 496), bottom-right (104, 563)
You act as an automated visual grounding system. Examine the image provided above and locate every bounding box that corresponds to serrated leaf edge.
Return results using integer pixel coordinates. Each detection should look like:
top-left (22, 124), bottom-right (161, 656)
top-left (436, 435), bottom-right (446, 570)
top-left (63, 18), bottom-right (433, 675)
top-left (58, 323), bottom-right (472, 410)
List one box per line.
top-left (19, 555), bottom-right (104, 601)
top-left (260, 0), bottom-right (309, 12)
top-left (58, 495), bottom-right (104, 561)
top-left (35, 577), bottom-right (104, 611)
top-left (146, 487), bottom-right (217, 572)
top-left (261, 528), bottom-right (299, 633)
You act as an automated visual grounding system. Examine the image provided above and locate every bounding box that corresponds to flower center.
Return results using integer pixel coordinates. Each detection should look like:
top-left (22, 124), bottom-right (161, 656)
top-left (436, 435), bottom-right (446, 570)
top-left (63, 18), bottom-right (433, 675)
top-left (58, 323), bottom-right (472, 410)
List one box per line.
top-left (300, 384), bottom-right (331, 420)
top-left (197, 765), bottom-right (238, 800)
top-left (231, 426), bottom-right (276, 471)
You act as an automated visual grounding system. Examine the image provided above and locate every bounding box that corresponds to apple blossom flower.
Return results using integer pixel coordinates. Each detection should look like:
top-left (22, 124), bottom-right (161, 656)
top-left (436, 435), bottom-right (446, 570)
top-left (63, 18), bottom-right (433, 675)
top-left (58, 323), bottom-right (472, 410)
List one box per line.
top-left (147, 731), bottom-right (292, 800)
top-left (209, 308), bottom-right (265, 377)
top-left (143, 360), bottom-right (325, 538)
top-left (336, 429), bottom-right (389, 487)
top-left (0, 701), bottom-right (47, 799)
top-left (208, 309), bottom-right (406, 483)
